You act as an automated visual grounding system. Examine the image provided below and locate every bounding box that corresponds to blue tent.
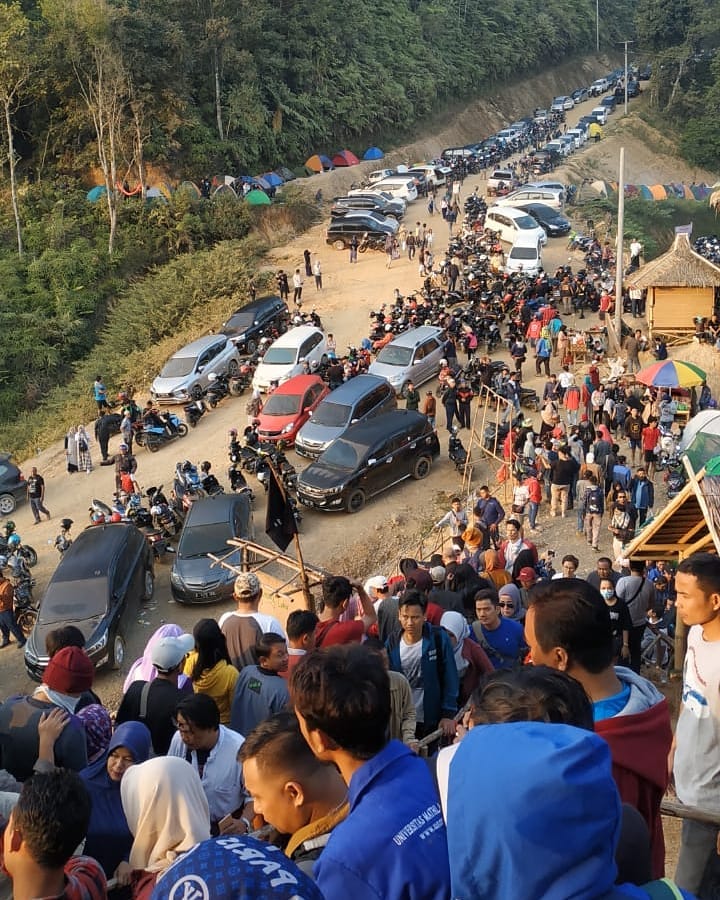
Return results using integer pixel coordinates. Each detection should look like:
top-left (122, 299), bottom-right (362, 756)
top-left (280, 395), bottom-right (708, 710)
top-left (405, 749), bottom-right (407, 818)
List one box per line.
top-left (363, 146), bottom-right (384, 160)
top-left (252, 175), bottom-right (272, 190)
top-left (86, 185), bottom-right (107, 202)
top-left (262, 172), bottom-right (284, 187)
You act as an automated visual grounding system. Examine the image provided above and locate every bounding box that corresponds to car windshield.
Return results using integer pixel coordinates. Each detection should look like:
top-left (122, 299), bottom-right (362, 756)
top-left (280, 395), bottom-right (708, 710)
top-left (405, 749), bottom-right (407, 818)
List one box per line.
top-left (178, 522), bottom-right (233, 558)
top-left (311, 401), bottom-right (351, 427)
top-left (262, 393), bottom-right (301, 416)
top-left (511, 247), bottom-right (539, 260)
top-left (375, 345), bottom-right (413, 366)
top-left (262, 347), bottom-right (297, 365)
top-left (320, 439), bottom-right (363, 470)
top-left (38, 577), bottom-right (108, 624)
top-left (160, 356), bottom-right (195, 378)
top-left (517, 215), bottom-right (540, 229)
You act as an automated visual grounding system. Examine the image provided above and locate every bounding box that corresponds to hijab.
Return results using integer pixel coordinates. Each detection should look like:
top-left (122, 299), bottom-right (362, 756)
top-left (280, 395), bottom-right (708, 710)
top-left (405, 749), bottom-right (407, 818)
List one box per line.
top-left (441, 611), bottom-right (470, 677)
top-left (498, 583), bottom-right (523, 621)
top-left (483, 549), bottom-right (501, 572)
top-left (121, 756), bottom-right (211, 873)
top-left (80, 722), bottom-right (153, 876)
top-left (123, 623), bottom-right (191, 693)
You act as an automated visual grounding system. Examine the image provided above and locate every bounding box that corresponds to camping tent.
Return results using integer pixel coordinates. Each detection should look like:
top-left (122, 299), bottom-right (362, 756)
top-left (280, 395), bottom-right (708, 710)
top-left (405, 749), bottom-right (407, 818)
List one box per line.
top-left (304, 154), bottom-right (334, 173)
top-left (261, 172), bottom-right (284, 186)
top-left (245, 188), bottom-right (271, 206)
top-left (679, 411), bottom-right (720, 471)
top-left (648, 184), bottom-right (667, 200)
top-left (363, 146), bottom-right (384, 160)
top-left (145, 187), bottom-right (167, 203)
top-left (212, 183), bottom-right (237, 198)
top-left (332, 149), bottom-right (360, 167)
top-left (251, 175), bottom-right (272, 190)
top-left (275, 166), bottom-right (296, 182)
top-left (177, 181), bottom-right (202, 198)
top-left (591, 179), bottom-right (613, 197)
top-left (86, 185), bottom-right (107, 202)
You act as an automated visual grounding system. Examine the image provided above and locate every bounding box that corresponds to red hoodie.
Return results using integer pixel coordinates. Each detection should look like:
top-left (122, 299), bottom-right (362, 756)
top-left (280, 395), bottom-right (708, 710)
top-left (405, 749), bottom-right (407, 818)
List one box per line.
top-left (595, 697), bottom-right (672, 878)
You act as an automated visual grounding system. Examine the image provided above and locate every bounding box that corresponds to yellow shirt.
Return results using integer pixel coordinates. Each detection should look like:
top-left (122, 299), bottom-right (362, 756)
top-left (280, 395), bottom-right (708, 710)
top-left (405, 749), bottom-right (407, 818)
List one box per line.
top-left (183, 654), bottom-right (239, 725)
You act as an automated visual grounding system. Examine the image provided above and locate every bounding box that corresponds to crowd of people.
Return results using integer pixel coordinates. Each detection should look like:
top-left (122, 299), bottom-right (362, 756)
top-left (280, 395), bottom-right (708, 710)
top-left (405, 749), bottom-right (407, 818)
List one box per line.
top-left (0, 543), bottom-right (717, 898)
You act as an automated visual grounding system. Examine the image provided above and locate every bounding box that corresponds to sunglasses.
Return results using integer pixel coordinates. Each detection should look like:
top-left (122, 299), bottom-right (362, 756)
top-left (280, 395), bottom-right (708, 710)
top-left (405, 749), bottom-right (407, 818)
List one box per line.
top-left (498, 602), bottom-right (515, 608)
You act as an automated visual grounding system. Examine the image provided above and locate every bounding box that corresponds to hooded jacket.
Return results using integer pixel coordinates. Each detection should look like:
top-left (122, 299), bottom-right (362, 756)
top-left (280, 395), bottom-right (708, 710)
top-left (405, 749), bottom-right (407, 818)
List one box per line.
top-left (594, 667), bottom-right (672, 879)
top-left (446, 721), bottom-right (689, 900)
top-left (183, 655), bottom-right (239, 725)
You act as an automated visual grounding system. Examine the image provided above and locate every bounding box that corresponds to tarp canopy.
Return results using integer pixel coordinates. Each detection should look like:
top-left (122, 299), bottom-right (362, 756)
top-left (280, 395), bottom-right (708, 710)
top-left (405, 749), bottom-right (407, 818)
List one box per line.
top-left (244, 188), bottom-right (271, 206)
top-left (332, 149), bottom-right (360, 167)
top-left (680, 411), bottom-right (720, 471)
top-left (304, 154), bottom-right (334, 173)
top-left (86, 185), bottom-right (107, 202)
top-left (363, 146), bottom-right (384, 160)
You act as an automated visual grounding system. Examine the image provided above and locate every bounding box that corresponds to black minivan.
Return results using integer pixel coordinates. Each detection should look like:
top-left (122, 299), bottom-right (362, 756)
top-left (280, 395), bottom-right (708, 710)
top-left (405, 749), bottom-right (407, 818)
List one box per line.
top-left (24, 523), bottom-right (154, 680)
top-left (221, 295), bottom-right (290, 354)
top-left (297, 409), bottom-right (440, 513)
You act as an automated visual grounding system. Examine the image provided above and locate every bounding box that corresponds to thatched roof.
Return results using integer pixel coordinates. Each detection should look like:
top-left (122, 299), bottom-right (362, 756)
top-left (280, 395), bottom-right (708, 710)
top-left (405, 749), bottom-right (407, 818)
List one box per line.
top-left (627, 232), bottom-right (720, 289)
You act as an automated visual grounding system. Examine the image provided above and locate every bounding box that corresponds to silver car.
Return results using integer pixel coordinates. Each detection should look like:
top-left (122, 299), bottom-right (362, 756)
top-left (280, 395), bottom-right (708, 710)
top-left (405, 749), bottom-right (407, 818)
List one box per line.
top-left (368, 326), bottom-right (445, 396)
top-left (151, 335), bottom-right (242, 404)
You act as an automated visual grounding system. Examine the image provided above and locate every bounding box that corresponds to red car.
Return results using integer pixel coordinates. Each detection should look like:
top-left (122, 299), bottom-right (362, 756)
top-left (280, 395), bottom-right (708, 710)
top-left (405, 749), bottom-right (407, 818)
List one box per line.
top-left (255, 374), bottom-right (329, 445)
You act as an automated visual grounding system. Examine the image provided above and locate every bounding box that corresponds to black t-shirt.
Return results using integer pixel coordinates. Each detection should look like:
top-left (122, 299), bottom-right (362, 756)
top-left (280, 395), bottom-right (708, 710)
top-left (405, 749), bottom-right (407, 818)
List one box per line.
top-left (551, 458), bottom-right (578, 486)
top-left (27, 474), bottom-right (44, 498)
top-left (606, 598), bottom-right (632, 639)
top-left (115, 679), bottom-right (184, 755)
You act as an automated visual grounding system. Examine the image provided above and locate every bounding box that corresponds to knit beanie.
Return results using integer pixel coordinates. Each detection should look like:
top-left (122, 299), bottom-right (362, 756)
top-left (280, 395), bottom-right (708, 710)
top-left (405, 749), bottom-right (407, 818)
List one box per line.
top-left (44, 646), bottom-right (95, 695)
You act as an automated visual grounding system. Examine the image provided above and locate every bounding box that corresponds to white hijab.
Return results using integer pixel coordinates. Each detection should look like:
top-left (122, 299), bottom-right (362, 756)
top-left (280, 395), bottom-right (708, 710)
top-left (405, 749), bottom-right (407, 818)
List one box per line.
top-left (121, 756), bottom-right (211, 873)
top-left (441, 610), bottom-right (470, 677)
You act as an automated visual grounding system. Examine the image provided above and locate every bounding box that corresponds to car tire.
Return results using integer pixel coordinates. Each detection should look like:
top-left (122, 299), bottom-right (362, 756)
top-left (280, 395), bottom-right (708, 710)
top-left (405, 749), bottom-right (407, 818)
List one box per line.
top-left (177, 423), bottom-right (189, 437)
top-left (0, 494), bottom-right (17, 516)
top-left (142, 568), bottom-right (155, 601)
top-left (346, 488), bottom-right (366, 514)
top-left (108, 631), bottom-right (125, 670)
top-left (333, 239), bottom-right (346, 251)
top-left (190, 384), bottom-right (203, 401)
top-left (228, 359), bottom-right (240, 376)
top-left (412, 456), bottom-right (432, 480)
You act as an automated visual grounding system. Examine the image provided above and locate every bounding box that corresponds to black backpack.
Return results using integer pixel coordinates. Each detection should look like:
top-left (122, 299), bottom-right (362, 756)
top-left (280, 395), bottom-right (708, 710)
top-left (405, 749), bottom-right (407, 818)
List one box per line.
top-left (586, 486), bottom-right (603, 515)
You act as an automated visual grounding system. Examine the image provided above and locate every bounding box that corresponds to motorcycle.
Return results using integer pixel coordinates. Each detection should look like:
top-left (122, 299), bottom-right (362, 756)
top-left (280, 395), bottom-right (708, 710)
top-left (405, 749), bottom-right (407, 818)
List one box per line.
top-left (664, 457), bottom-right (687, 499)
top-left (184, 398), bottom-right (208, 428)
top-left (141, 412), bottom-right (188, 452)
top-left (53, 518), bottom-right (74, 556)
top-left (146, 485), bottom-right (182, 538)
top-left (448, 428), bottom-right (468, 473)
top-left (3, 530), bottom-right (38, 569)
top-left (173, 461), bottom-right (206, 515)
top-left (10, 554), bottom-right (37, 636)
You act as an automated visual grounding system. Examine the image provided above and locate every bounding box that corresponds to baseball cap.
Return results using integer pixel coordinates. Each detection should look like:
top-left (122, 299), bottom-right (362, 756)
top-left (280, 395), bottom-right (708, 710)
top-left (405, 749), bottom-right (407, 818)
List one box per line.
top-left (234, 571), bottom-right (261, 599)
top-left (430, 565), bottom-right (446, 583)
top-left (518, 567), bottom-right (537, 582)
top-left (365, 575), bottom-right (389, 593)
top-left (151, 836), bottom-right (323, 900)
top-left (150, 634), bottom-right (195, 672)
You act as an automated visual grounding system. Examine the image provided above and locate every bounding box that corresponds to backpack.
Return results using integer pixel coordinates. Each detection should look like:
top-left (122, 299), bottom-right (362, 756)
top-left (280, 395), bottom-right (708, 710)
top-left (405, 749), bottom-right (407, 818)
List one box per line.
top-left (586, 486), bottom-right (603, 514)
top-left (221, 615), bottom-right (263, 669)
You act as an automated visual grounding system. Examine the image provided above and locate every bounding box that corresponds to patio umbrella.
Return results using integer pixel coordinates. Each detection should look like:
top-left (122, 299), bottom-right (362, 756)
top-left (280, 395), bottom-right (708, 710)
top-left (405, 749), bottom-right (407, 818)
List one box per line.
top-left (635, 359), bottom-right (706, 388)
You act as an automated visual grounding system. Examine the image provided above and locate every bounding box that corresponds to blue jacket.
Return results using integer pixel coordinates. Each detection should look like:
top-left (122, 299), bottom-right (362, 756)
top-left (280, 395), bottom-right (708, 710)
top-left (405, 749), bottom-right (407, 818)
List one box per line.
top-left (314, 740), bottom-right (451, 899)
top-left (386, 624), bottom-right (459, 726)
top-left (446, 722), bottom-right (694, 900)
top-left (629, 476), bottom-right (654, 510)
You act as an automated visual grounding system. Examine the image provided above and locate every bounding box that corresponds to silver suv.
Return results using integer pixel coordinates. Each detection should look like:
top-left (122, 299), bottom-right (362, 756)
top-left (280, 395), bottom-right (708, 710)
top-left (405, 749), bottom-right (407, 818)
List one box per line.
top-left (151, 335), bottom-right (242, 403)
top-left (368, 326), bottom-right (445, 396)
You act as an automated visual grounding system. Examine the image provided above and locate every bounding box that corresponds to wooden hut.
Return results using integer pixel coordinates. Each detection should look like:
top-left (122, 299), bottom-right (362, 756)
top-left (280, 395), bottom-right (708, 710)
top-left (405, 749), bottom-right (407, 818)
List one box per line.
top-left (626, 231), bottom-right (720, 341)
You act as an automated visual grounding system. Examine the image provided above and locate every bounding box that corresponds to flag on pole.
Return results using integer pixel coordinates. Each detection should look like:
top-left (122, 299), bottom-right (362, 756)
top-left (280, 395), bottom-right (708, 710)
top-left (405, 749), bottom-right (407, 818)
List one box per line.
top-left (265, 467), bottom-right (298, 551)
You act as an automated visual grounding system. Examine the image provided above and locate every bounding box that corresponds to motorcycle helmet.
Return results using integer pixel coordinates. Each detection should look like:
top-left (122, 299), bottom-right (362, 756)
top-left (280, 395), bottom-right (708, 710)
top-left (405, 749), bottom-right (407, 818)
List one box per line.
top-left (439, 359), bottom-right (447, 367)
top-left (7, 534), bottom-right (20, 548)
top-left (110, 512), bottom-right (122, 523)
top-left (310, 360), bottom-right (319, 372)
top-left (119, 442), bottom-right (128, 451)
top-left (182, 460), bottom-right (193, 473)
top-left (91, 512), bottom-right (105, 524)
top-left (60, 518), bottom-right (73, 530)
top-left (0, 555), bottom-right (6, 569)
top-left (4, 521), bottom-right (15, 535)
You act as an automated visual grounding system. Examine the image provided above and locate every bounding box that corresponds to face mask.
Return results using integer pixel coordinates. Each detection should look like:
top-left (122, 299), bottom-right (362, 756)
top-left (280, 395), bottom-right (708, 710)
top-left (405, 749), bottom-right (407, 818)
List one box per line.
top-left (601, 588), bottom-right (614, 600)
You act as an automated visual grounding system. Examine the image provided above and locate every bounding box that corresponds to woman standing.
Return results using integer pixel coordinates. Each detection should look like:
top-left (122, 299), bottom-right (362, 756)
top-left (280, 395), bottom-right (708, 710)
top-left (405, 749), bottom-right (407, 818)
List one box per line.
top-left (183, 619), bottom-right (239, 725)
top-left (498, 584), bottom-right (525, 624)
top-left (65, 426), bottom-right (79, 473)
top-left (600, 577), bottom-right (632, 664)
top-left (481, 549), bottom-right (512, 590)
top-left (80, 722), bottom-right (153, 879)
top-left (440, 610), bottom-right (493, 704)
top-left (120, 756), bottom-right (211, 898)
top-left (75, 424), bottom-right (93, 473)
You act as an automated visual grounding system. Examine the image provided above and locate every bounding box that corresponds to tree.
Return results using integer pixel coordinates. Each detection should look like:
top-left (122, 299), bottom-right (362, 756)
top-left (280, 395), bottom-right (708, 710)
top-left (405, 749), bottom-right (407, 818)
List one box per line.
top-left (0, 3), bottom-right (34, 257)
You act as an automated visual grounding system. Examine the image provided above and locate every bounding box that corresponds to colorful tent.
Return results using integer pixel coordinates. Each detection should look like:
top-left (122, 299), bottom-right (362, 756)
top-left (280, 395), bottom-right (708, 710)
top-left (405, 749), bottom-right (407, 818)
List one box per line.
top-left (304, 154), bottom-right (334, 173)
top-left (625, 184), bottom-right (641, 198)
top-left (694, 184), bottom-right (711, 200)
top-left (245, 188), bottom-right (271, 206)
top-left (332, 149), bottom-right (360, 167)
top-left (639, 185), bottom-right (653, 200)
top-left (145, 187), bottom-right (167, 202)
top-left (86, 185), bottom-right (107, 202)
top-left (261, 172), bottom-right (284, 186)
top-left (648, 184), bottom-right (667, 200)
top-left (363, 146), bottom-right (384, 160)
top-left (635, 359), bottom-right (706, 388)
top-left (251, 175), bottom-right (272, 190)
top-left (590, 180), bottom-right (614, 197)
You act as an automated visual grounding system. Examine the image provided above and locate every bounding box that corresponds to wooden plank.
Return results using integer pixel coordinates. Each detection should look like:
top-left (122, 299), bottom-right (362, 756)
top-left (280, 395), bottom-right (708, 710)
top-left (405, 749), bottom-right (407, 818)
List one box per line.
top-left (661, 798), bottom-right (720, 827)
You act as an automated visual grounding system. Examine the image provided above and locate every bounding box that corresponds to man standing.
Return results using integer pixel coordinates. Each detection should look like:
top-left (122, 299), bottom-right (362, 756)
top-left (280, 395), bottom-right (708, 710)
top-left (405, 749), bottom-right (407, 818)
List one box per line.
top-left (472, 592), bottom-right (526, 669)
top-left (0, 557), bottom-right (25, 648)
top-left (625, 406), bottom-right (644, 466)
top-left (421, 389), bottom-right (436, 427)
top-left (672, 553), bottom-right (720, 894)
top-left (113, 442), bottom-right (137, 493)
top-left (616, 559), bottom-right (655, 673)
top-left (120, 409), bottom-right (134, 453)
top-left (292, 269), bottom-right (303, 305)
top-left (220, 572), bottom-right (285, 670)
top-left (535, 333), bottom-right (552, 377)
top-left (629, 466), bottom-right (655, 526)
top-left (549, 445), bottom-right (579, 518)
top-left (291, 645), bottom-right (451, 899)
top-left (586, 557), bottom-right (620, 591)
top-left (284, 610), bottom-right (318, 679)
top-left (623, 330), bottom-right (641, 376)
top-left (26, 467), bottom-right (50, 524)
top-left (230, 633), bottom-right (290, 736)
top-left (582, 473), bottom-right (605, 551)
top-left (93, 374), bottom-right (109, 411)
top-left (473, 484), bottom-right (505, 548)
top-left (404, 380), bottom-right (420, 411)
top-left (314, 575), bottom-right (376, 647)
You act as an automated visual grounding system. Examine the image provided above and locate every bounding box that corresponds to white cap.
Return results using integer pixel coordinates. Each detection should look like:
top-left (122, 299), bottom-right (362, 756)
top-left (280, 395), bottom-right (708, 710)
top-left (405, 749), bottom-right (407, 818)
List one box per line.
top-left (151, 634), bottom-right (195, 672)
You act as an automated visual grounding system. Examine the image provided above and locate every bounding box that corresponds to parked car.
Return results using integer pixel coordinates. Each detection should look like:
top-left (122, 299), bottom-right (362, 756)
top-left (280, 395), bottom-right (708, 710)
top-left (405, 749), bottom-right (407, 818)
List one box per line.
top-left (503, 186), bottom-right (565, 209)
top-left (151, 335), bottom-right (242, 404)
top-left (252, 326), bottom-right (328, 392)
top-left (533, 108), bottom-right (549, 122)
top-left (565, 128), bottom-right (587, 149)
top-left (297, 410), bottom-right (440, 513)
top-left (331, 194), bottom-right (405, 219)
top-left (543, 140), bottom-right (571, 159)
top-left (367, 168), bottom-right (394, 184)
top-left (326, 215), bottom-right (398, 249)
top-left (0, 453), bottom-right (26, 515)
top-left (368, 325), bottom-right (445, 395)
top-left (255, 374), bottom-right (329, 445)
top-left (638, 64), bottom-right (652, 81)
top-left (571, 87), bottom-right (589, 104)
top-left (24, 523), bottom-right (154, 679)
top-left (590, 77), bottom-right (610, 96)
top-left (369, 177), bottom-right (418, 202)
top-left (590, 106), bottom-right (609, 125)
top-left (295, 374), bottom-right (397, 459)
top-left (485, 205), bottom-right (549, 246)
top-left (551, 96), bottom-right (574, 112)
top-left (504, 236), bottom-right (544, 276)
top-left (332, 209), bottom-right (399, 231)
top-left (407, 165), bottom-right (451, 188)
top-left (514, 202), bottom-right (572, 237)
top-left (170, 493), bottom-right (252, 605)
top-left (626, 79), bottom-right (641, 97)
top-left (221, 295), bottom-right (289, 354)
top-left (600, 95), bottom-right (617, 112)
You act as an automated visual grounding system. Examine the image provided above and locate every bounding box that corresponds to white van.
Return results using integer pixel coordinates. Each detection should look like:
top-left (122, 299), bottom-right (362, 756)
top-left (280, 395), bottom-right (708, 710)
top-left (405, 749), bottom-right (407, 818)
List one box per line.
top-left (371, 177), bottom-right (419, 202)
top-left (505, 236), bottom-right (544, 276)
top-left (591, 106), bottom-right (609, 125)
top-left (409, 164), bottom-right (450, 187)
top-left (502, 186), bottom-right (565, 211)
top-left (252, 325), bottom-right (328, 392)
top-left (485, 205), bottom-right (547, 247)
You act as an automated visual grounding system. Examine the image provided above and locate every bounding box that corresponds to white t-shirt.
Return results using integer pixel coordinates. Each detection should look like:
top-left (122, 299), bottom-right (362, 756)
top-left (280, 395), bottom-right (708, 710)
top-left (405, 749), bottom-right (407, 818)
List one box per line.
top-left (674, 624), bottom-right (720, 810)
top-left (217, 610), bottom-right (286, 637)
top-left (399, 638), bottom-right (424, 723)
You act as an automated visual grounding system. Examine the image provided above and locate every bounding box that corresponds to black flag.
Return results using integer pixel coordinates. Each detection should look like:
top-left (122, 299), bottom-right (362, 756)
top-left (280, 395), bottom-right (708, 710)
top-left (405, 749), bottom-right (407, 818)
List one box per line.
top-left (265, 467), bottom-right (298, 551)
